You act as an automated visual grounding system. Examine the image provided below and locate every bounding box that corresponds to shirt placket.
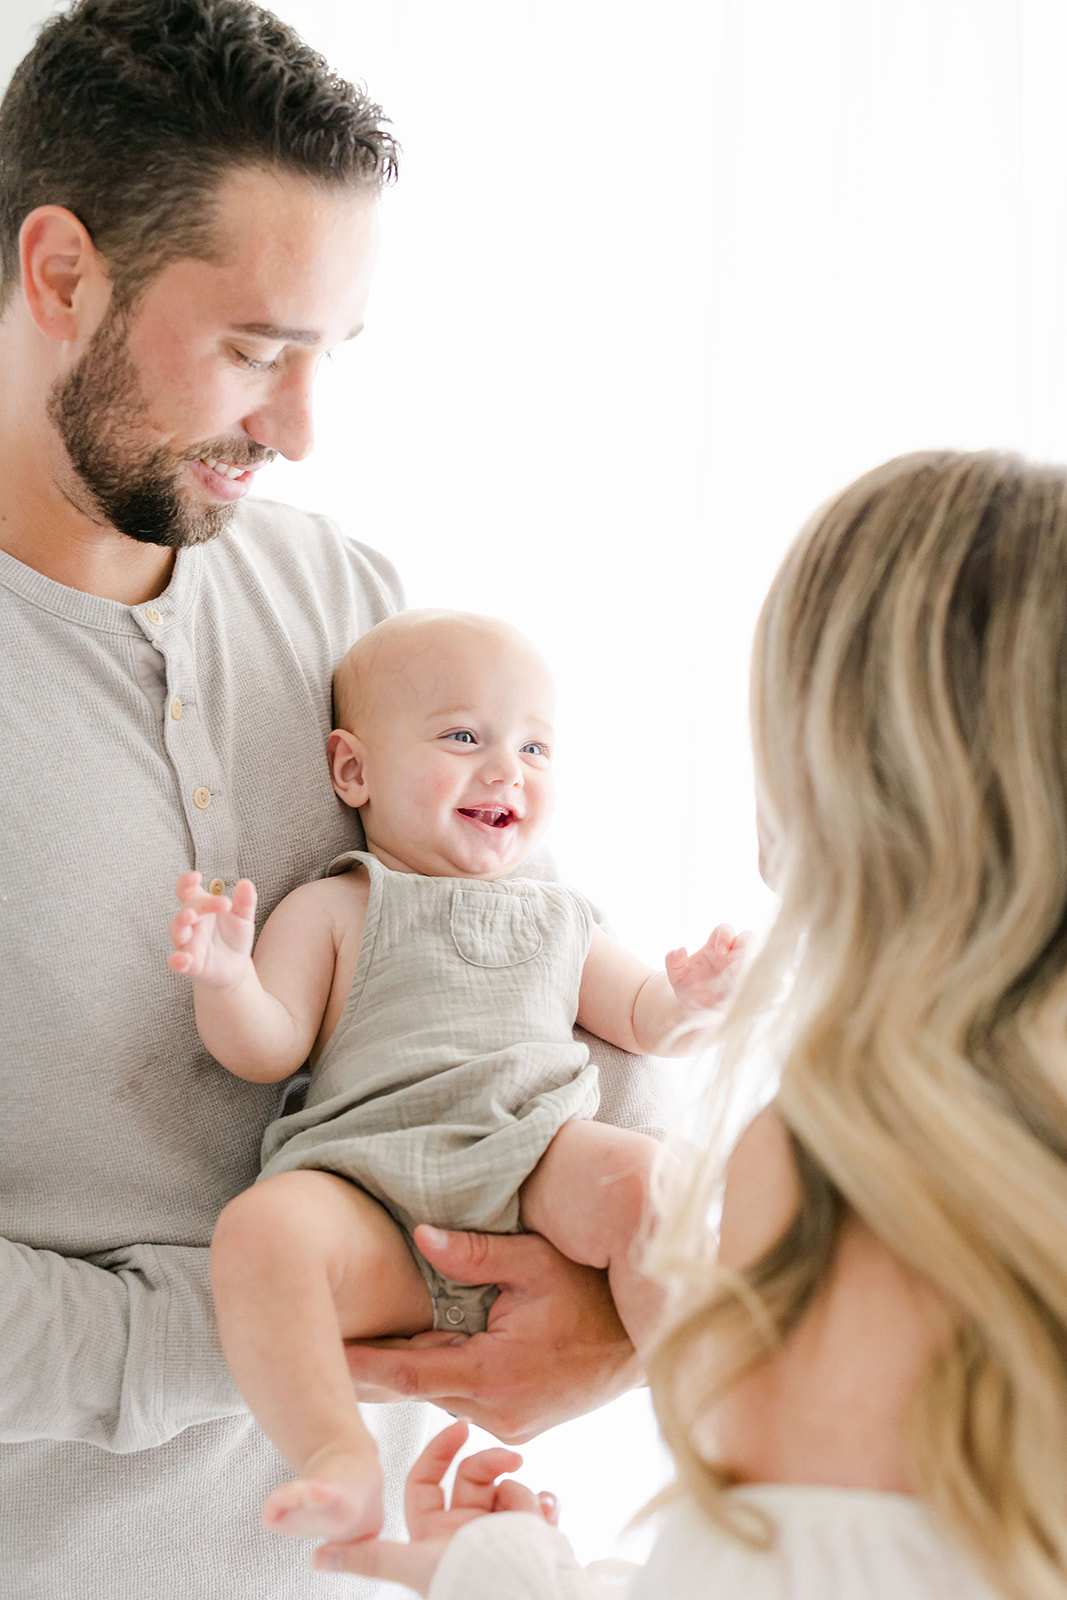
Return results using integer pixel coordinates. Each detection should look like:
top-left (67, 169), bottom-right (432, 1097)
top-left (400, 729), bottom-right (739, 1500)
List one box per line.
top-left (132, 599), bottom-right (239, 897)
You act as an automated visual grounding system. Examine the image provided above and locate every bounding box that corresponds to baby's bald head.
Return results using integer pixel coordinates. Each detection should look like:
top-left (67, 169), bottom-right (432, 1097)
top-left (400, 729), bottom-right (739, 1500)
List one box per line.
top-left (332, 611), bottom-right (553, 735)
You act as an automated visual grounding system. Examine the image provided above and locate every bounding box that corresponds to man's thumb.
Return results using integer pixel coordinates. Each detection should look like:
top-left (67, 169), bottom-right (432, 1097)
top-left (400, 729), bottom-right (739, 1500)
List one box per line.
top-left (413, 1224), bottom-right (510, 1285)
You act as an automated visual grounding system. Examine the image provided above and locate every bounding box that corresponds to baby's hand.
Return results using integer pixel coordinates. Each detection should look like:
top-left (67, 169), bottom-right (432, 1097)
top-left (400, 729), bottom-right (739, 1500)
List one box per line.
top-left (167, 871), bottom-right (257, 991)
top-left (665, 924), bottom-right (752, 1013)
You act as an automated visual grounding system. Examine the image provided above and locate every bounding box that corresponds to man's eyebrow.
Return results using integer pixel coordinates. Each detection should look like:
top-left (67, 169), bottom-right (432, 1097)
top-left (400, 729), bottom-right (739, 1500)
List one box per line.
top-left (231, 320), bottom-right (364, 346)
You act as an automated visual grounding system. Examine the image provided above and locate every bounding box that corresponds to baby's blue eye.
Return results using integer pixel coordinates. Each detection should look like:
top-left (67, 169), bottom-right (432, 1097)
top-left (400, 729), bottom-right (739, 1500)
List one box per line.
top-left (448, 730), bottom-right (476, 744)
top-left (521, 742), bottom-right (548, 757)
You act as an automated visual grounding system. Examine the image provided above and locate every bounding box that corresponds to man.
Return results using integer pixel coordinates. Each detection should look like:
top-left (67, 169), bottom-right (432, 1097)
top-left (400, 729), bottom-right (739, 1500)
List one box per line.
top-left (0, 3), bottom-right (660, 1596)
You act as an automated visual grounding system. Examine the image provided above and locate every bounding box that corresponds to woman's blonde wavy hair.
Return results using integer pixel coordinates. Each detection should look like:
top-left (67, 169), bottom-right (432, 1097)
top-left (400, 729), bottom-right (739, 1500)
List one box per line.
top-left (648, 450), bottom-right (1067, 1598)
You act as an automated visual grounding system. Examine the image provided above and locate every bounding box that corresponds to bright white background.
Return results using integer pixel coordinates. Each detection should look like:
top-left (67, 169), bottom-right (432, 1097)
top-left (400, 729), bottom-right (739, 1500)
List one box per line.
top-left (5, 0), bottom-right (1067, 1574)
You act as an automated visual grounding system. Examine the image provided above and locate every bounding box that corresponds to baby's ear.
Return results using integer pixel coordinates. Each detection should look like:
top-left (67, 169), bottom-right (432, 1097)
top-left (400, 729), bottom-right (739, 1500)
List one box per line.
top-left (327, 728), bottom-right (369, 808)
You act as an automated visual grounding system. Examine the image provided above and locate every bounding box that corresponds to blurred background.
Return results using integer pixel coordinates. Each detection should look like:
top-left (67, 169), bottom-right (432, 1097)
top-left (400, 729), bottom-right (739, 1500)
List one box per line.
top-left (4, 0), bottom-right (1067, 1570)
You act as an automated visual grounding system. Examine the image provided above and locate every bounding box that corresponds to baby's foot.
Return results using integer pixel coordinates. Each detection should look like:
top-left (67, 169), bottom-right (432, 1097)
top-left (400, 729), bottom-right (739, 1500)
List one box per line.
top-left (261, 1472), bottom-right (383, 1541)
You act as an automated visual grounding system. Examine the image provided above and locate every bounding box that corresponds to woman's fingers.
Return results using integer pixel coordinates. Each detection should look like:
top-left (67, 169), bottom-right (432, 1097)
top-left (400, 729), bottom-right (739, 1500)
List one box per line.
top-left (311, 1536), bottom-right (441, 1596)
top-left (538, 1490), bottom-right (560, 1526)
top-left (450, 1446), bottom-right (524, 1509)
top-left (488, 1476), bottom-right (546, 1516)
top-left (403, 1420), bottom-right (469, 1529)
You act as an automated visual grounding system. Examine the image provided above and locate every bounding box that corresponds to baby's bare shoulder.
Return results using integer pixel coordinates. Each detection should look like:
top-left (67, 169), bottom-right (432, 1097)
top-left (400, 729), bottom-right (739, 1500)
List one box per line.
top-left (266, 864), bottom-right (371, 937)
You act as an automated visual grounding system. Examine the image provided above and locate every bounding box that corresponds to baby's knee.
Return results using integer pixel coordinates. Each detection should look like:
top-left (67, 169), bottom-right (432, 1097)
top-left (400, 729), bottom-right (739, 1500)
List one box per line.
top-left (211, 1171), bottom-right (322, 1268)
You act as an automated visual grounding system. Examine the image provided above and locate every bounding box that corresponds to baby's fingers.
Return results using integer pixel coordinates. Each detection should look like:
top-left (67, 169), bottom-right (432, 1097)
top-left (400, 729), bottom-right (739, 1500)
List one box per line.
top-left (167, 950), bottom-right (194, 974)
top-left (664, 946), bottom-right (689, 979)
top-left (230, 879), bottom-right (257, 920)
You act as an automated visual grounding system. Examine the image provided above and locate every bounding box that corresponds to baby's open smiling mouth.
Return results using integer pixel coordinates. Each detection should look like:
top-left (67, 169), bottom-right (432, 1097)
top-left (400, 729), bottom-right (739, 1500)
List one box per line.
top-left (456, 807), bottom-right (517, 830)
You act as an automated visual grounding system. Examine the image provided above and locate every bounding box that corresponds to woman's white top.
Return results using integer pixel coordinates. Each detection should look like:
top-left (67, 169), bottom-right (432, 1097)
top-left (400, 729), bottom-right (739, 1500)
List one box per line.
top-left (429, 1486), bottom-right (1003, 1600)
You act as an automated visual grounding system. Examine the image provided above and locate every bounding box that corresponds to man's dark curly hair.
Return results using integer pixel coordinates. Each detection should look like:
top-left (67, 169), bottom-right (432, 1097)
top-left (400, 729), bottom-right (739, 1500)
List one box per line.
top-left (0, 0), bottom-right (399, 312)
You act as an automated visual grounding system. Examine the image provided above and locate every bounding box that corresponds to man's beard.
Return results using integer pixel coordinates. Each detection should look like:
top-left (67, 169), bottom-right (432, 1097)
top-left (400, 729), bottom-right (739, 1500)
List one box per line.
top-left (47, 306), bottom-right (236, 550)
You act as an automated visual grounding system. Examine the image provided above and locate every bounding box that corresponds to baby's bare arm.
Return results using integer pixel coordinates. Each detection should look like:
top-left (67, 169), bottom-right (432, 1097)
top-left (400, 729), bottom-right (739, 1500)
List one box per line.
top-left (576, 925), bottom-right (748, 1057)
top-left (169, 875), bottom-right (359, 1082)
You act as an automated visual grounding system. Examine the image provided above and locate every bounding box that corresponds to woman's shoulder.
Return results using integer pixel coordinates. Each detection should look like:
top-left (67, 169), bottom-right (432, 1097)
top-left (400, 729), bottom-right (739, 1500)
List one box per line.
top-left (714, 1104), bottom-right (954, 1493)
top-left (718, 1103), bottom-right (801, 1271)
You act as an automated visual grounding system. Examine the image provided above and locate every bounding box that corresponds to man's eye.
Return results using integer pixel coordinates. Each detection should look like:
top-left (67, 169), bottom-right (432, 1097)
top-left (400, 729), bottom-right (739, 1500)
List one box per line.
top-left (232, 348), bottom-right (280, 372)
top-left (446, 731), bottom-right (477, 744)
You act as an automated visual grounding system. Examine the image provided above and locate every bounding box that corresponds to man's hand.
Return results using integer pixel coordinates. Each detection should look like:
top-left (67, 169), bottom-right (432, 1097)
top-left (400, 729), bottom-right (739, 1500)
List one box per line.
top-left (343, 1226), bottom-right (642, 1443)
top-left (311, 1420), bottom-right (556, 1595)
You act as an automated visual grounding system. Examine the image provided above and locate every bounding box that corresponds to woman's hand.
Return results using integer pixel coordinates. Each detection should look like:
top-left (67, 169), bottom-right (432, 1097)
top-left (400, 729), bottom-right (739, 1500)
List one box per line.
top-left (311, 1419), bottom-right (557, 1595)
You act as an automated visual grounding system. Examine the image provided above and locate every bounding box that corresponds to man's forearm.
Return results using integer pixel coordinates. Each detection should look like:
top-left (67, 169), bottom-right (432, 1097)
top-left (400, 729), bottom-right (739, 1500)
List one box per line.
top-left (0, 1234), bottom-right (243, 1452)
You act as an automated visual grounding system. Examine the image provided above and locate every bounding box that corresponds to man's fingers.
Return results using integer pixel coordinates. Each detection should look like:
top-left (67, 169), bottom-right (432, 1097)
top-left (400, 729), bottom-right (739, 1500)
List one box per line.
top-left (344, 1336), bottom-right (485, 1402)
top-left (412, 1223), bottom-right (546, 1290)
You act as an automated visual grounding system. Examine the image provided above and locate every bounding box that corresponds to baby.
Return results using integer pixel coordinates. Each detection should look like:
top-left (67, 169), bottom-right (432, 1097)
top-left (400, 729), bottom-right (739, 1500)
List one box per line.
top-left (167, 611), bottom-right (744, 1543)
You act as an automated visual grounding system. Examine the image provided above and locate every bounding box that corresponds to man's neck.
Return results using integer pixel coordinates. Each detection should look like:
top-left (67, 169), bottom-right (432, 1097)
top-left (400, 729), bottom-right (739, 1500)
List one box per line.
top-left (0, 431), bottom-right (175, 606)
top-left (0, 502), bottom-right (176, 605)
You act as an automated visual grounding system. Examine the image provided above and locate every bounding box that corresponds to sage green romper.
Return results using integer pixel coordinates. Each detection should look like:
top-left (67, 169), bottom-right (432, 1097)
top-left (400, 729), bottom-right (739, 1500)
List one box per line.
top-left (258, 851), bottom-right (600, 1331)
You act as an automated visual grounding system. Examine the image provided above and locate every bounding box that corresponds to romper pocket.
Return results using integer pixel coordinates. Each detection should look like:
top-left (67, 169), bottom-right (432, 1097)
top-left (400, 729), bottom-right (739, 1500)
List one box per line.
top-left (449, 888), bottom-right (544, 968)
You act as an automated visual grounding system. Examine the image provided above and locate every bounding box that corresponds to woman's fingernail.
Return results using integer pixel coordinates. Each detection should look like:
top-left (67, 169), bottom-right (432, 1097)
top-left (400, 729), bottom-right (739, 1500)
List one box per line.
top-left (420, 1226), bottom-right (448, 1250)
top-left (313, 1549), bottom-right (343, 1571)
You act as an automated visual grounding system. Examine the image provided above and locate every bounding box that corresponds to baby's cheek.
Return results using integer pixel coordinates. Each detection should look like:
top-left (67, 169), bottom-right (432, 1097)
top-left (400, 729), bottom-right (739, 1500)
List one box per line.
top-left (430, 773), bottom-right (461, 802)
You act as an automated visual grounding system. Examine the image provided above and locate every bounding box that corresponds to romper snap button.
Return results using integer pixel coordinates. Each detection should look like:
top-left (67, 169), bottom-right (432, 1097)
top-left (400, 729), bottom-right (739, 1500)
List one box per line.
top-left (444, 1306), bottom-right (465, 1327)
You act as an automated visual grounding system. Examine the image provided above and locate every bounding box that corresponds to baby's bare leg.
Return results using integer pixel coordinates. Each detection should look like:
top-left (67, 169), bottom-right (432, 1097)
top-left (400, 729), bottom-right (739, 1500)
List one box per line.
top-left (520, 1121), bottom-right (671, 1351)
top-left (210, 1169), bottom-right (432, 1540)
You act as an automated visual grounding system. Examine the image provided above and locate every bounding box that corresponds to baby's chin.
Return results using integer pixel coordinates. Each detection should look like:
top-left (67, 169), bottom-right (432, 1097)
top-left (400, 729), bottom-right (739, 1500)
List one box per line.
top-left (364, 830), bottom-right (540, 881)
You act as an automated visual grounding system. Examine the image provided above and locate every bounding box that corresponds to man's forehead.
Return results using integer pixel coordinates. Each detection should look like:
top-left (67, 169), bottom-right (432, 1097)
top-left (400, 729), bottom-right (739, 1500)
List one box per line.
top-left (131, 168), bottom-right (379, 346)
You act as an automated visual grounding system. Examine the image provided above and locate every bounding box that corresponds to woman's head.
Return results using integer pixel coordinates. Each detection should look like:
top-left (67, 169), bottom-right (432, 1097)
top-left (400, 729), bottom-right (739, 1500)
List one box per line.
top-left (651, 452), bottom-right (1067, 1600)
top-left (754, 451), bottom-right (1067, 1031)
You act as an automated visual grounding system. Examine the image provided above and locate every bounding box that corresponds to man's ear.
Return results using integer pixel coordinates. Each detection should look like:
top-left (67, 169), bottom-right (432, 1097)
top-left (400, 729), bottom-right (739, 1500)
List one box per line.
top-left (19, 206), bottom-right (111, 341)
top-left (328, 728), bottom-right (370, 808)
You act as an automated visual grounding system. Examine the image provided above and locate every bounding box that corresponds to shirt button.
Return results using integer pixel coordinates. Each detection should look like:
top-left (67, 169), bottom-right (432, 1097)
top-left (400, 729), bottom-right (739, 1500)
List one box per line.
top-left (193, 787), bottom-right (211, 810)
top-left (207, 878), bottom-right (225, 896)
top-left (170, 698), bottom-right (183, 721)
top-left (444, 1306), bottom-right (466, 1327)
top-left (144, 607), bottom-right (163, 625)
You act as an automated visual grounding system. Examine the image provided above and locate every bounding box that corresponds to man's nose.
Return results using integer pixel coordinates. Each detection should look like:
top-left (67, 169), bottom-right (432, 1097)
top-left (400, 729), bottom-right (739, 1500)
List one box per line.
top-left (245, 363), bottom-right (316, 462)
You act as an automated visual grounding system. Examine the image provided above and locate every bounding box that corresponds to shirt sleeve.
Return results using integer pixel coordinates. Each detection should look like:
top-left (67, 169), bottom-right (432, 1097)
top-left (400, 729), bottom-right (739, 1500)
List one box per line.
top-left (430, 1514), bottom-right (638, 1600)
top-left (0, 1236), bottom-right (244, 1453)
